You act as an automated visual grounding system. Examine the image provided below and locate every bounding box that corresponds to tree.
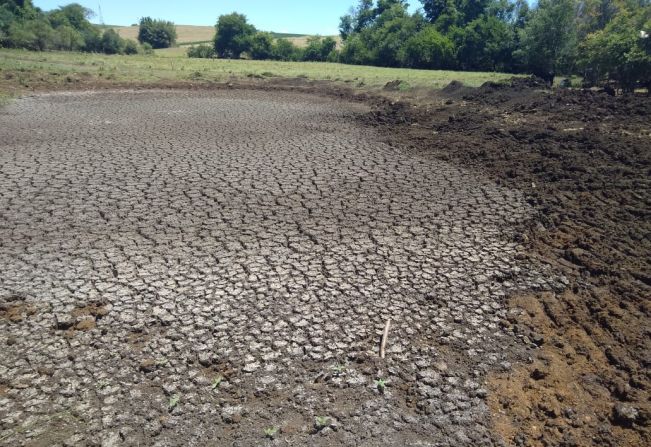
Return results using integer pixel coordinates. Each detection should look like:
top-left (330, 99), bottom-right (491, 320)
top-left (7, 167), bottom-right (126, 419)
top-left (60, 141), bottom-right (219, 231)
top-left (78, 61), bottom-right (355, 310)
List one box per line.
top-left (421, 0), bottom-right (492, 27)
top-left (579, 3), bottom-right (651, 90)
top-left (339, 14), bottom-right (354, 39)
top-left (339, 34), bottom-right (372, 64)
top-left (402, 25), bottom-right (454, 68)
top-left (214, 12), bottom-right (256, 58)
top-left (453, 15), bottom-right (515, 71)
top-left (515, 0), bottom-right (578, 83)
top-left (101, 28), bottom-right (123, 54)
top-left (54, 24), bottom-right (84, 50)
top-left (272, 37), bottom-right (299, 60)
top-left (138, 17), bottom-right (177, 49)
top-left (48, 3), bottom-right (94, 31)
top-left (302, 36), bottom-right (337, 61)
top-left (249, 31), bottom-right (273, 59)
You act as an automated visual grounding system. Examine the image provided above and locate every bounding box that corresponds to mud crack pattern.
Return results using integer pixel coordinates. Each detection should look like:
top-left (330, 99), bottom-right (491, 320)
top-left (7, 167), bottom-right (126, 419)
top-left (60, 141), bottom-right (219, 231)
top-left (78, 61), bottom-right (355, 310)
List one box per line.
top-left (0, 90), bottom-right (558, 446)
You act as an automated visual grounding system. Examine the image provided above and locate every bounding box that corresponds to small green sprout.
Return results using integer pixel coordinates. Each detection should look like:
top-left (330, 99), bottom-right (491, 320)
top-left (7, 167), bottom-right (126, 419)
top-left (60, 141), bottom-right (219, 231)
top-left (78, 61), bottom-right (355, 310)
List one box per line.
top-left (375, 378), bottom-right (387, 393)
top-left (264, 426), bottom-right (279, 439)
top-left (331, 364), bottom-right (346, 377)
top-left (168, 394), bottom-right (180, 410)
top-left (314, 416), bottom-right (330, 430)
top-left (212, 375), bottom-right (223, 390)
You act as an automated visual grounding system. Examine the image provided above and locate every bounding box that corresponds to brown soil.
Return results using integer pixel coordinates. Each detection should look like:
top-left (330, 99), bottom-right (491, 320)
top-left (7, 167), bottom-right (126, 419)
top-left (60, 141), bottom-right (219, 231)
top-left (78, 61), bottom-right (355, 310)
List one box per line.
top-left (356, 77), bottom-right (650, 446)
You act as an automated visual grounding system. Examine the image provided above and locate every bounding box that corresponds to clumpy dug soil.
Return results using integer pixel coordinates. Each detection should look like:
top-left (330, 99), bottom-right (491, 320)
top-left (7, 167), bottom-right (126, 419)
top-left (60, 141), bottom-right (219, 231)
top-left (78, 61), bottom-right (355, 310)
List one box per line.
top-left (360, 77), bottom-right (650, 446)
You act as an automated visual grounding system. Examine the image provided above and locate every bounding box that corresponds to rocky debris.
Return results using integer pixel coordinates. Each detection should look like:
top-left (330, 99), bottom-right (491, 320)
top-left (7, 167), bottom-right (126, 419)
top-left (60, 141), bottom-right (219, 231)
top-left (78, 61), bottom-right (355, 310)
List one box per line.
top-left (613, 403), bottom-right (639, 427)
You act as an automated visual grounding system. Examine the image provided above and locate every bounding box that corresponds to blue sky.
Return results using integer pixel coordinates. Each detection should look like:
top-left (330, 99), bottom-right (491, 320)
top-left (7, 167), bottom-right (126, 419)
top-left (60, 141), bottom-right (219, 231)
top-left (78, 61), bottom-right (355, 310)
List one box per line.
top-left (33, 1), bottom-right (420, 35)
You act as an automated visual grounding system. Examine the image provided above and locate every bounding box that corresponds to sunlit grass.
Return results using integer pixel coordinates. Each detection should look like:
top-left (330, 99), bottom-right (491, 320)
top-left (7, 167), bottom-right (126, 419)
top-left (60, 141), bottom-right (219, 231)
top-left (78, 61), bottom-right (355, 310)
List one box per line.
top-left (0, 48), bottom-right (517, 93)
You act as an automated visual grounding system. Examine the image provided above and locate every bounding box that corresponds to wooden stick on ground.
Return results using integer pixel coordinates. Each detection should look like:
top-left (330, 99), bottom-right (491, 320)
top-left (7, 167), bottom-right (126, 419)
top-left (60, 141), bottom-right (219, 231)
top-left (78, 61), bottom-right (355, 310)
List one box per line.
top-left (380, 319), bottom-right (391, 359)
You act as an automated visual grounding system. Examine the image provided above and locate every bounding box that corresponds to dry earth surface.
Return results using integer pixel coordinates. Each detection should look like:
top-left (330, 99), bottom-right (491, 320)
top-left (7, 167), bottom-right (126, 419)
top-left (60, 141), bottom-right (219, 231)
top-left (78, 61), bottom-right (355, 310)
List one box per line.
top-left (0, 79), bottom-right (649, 447)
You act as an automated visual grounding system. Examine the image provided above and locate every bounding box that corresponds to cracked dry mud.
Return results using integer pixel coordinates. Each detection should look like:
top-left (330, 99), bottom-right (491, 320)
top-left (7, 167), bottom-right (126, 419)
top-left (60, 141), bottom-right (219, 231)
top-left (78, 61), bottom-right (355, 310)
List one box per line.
top-left (0, 90), bottom-right (560, 446)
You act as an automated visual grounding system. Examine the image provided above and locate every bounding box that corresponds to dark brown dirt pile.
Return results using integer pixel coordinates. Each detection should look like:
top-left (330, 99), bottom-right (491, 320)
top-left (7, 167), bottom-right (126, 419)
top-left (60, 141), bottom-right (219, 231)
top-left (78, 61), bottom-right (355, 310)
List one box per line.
top-left (360, 78), bottom-right (650, 447)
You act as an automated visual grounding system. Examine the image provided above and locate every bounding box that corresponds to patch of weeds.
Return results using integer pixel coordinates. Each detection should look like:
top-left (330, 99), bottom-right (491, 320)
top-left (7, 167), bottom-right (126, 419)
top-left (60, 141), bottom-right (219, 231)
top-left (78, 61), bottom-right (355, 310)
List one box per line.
top-left (314, 416), bottom-right (330, 431)
top-left (263, 426), bottom-right (279, 439)
top-left (155, 358), bottom-right (168, 366)
top-left (375, 378), bottom-right (387, 393)
top-left (168, 394), bottom-right (180, 411)
top-left (261, 71), bottom-right (275, 77)
top-left (211, 375), bottom-right (223, 390)
top-left (398, 81), bottom-right (411, 91)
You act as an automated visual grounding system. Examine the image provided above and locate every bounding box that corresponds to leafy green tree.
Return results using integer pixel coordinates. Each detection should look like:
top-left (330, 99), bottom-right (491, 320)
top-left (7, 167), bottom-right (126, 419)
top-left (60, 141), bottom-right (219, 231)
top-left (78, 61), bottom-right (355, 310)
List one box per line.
top-left (579, 3), bottom-right (651, 90)
top-left (372, 14), bottom-right (420, 66)
top-left (138, 17), bottom-right (177, 49)
top-left (339, 14), bottom-right (354, 39)
top-left (214, 12), bottom-right (256, 58)
top-left (515, 0), bottom-right (578, 82)
top-left (302, 36), bottom-right (338, 61)
top-left (249, 31), bottom-right (273, 59)
top-left (101, 28), bottom-right (123, 54)
top-left (402, 25), bottom-right (454, 68)
top-left (421, 0), bottom-right (493, 27)
top-left (272, 37), bottom-right (299, 60)
top-left (54, 24), bottom-right (84, 50)
top-left (452, 15), bottom-right (515, 70)
top-left (48, 3), bottom-right (94, 31)
top-left (339, 34), bottom-right (372, 64)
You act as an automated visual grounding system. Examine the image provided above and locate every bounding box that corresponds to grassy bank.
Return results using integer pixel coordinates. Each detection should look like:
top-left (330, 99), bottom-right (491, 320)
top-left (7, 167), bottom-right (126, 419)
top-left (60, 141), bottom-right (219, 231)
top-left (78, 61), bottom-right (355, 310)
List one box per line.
top-left (0, 48), bottom-right (516, 95)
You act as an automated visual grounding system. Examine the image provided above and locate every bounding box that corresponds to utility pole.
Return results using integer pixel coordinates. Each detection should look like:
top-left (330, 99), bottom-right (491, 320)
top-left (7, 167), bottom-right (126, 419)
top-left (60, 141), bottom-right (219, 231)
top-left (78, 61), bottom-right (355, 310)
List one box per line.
top-left (98, 2), bottom-right (105, 26)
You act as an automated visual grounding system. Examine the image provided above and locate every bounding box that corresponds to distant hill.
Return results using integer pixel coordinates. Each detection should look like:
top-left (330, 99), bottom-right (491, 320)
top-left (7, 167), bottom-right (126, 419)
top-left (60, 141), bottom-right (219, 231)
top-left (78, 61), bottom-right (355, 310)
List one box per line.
top-left (113, 25), bottom-right (338, 48)
top-left (114, 25), bottom-right (215, 45)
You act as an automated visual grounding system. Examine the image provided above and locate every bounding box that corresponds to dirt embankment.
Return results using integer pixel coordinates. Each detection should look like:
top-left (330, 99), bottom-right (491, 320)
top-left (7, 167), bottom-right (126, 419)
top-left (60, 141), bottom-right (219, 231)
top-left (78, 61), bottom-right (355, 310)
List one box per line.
top-left (359, 78), bottom-right (650, 446)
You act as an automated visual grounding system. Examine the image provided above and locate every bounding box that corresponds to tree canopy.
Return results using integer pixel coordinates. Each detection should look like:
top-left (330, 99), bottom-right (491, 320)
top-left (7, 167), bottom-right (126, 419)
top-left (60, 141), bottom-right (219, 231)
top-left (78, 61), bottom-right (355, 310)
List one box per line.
top-left (0, 1), bottom-right (149, 54)
top-left (335, 0), bottom-right (651, 86)
top-left (137, 17), bottom-right (177, 49)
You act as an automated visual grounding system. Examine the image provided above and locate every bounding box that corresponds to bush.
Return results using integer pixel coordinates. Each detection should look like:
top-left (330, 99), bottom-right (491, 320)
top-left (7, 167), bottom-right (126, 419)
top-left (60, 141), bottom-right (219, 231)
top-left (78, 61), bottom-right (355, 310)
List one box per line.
top-left (302, 36), bottom-right (337, 62)
top-left (53, 24), bottom-right (84, 50)
top-left (339, 34), bottom-right (372, 65)
top-left (138, 17), bottom-right (176, 49)
top-left (140, 42), bottom-right (154, 55)
top-left (123, 39), bottom-right (139, 55)
top-left (402, 26), bottom-right (454, 69)
top-left (249, 31), bottom-right (273, 60)
top-left (272, 38), bottom-right (299, 61)
top-left (187, 43), bottom-right (214, 58)
top-left (101, 28), bottom-right (123, 54)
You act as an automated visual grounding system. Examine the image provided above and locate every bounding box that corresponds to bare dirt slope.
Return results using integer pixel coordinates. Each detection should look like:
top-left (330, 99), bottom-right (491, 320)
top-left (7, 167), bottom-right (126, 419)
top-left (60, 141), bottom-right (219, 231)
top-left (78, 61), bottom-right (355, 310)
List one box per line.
top-left (0, 89), bottom-right (560, 446)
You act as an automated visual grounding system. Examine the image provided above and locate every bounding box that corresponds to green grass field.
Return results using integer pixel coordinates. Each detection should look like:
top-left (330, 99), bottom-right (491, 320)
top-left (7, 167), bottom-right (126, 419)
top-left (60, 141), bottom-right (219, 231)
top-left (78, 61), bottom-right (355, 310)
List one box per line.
top-left (0, 48), bottom-right (517, 94)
